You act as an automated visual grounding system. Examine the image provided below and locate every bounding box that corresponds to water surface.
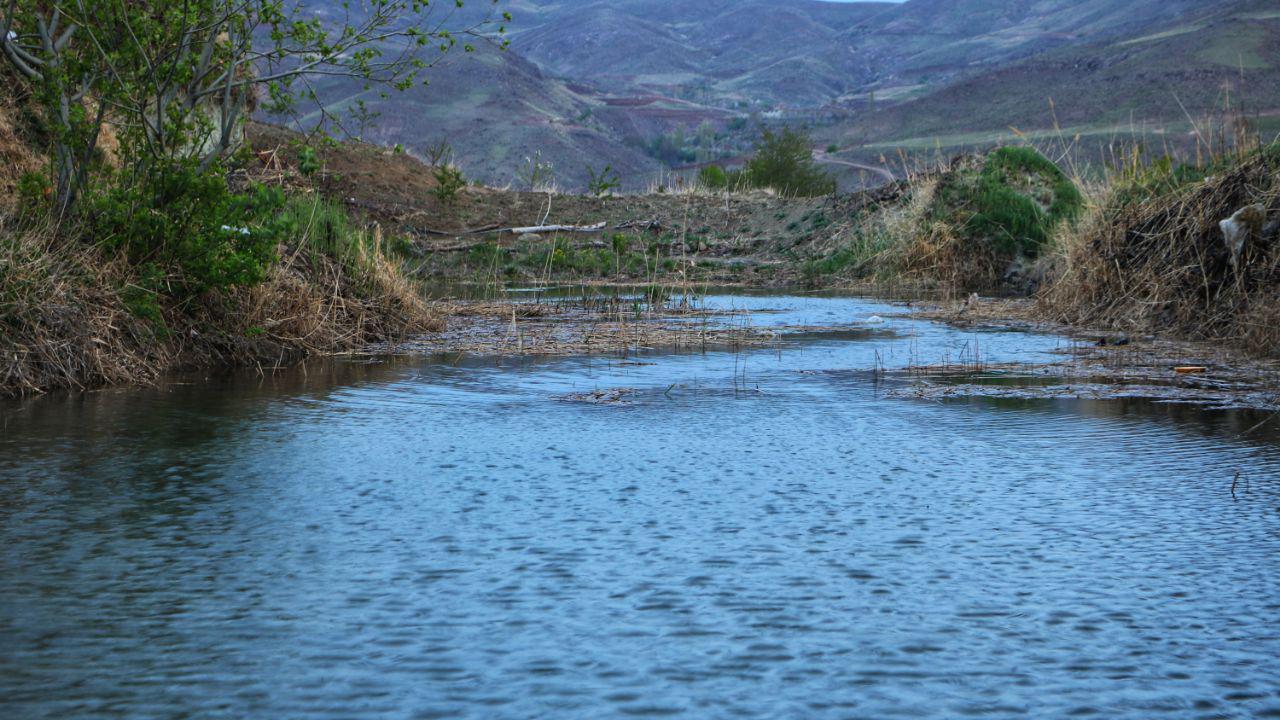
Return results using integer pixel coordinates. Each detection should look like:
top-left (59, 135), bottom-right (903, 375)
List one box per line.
top-left (3, 294), bottom-right (1279, 719)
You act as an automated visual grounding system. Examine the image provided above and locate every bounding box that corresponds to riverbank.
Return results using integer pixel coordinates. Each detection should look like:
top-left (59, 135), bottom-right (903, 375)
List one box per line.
top-left (891, 296), bottom-right (1280, 412)
top-left (5, 116), bottom-right (1279, 400)
top-left (0, 199), bottom-right (438, 397)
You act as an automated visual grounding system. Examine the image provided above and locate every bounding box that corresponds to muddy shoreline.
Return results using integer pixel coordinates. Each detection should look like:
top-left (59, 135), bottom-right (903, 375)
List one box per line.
top-left (367, 290), bottom-right (1280, 414)
top-left (893, 297), bottom-right (1280, 412)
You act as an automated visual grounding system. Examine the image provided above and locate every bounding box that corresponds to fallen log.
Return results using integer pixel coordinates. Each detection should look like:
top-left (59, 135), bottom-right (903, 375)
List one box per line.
top-left (511, 222), bottom-right (608, 235)
top-left (412, 222), bottom-right (608, 238)
top-left (411, 224), bottom-right (501, 238)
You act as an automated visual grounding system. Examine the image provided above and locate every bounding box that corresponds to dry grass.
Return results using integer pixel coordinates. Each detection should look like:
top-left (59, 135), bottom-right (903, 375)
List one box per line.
top-left (887, 176), bottom-right (1003, 293)
top-left (816, 161), bottom-right (1012, 293)
top-left (222, 228), bottom-right (441, 361)
top-left (1, 210), bottom-right (442, 397)
top-left (1039, 146), bottom-right (1280, 355)
top-left (0, 219), bottom-right (166, 394)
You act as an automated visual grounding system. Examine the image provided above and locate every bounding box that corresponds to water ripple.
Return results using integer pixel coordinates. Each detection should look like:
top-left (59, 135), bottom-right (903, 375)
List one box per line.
top-left (2, 295), bottom-right (1279, 719)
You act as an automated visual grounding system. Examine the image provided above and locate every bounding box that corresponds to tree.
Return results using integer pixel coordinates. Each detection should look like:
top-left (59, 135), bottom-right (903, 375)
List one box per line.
top-left (1, 0), bottom-right (510, 213)
top-left (745, 127), bottom-right (835, 198)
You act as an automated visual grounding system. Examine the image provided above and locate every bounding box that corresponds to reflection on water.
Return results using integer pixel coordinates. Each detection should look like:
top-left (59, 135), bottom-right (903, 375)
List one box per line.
top-left (2, 294), bottom-right (1279, 719)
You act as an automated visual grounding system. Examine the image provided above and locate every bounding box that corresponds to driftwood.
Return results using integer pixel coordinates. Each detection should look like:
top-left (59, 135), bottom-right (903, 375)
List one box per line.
top-left (511, 222), bottom-right (607, 235)
top-left (412, 224), bottom-right (502, 238)
top-left (615, 218), bottom-right (662, 232)
top-left (411, 222), bottom-right (607, 239)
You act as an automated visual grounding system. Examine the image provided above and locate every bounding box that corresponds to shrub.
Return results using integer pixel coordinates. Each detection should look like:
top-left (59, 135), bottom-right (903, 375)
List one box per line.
top-left (423, 138), bottom-right (454, 168)
top-left (518, 150), bottom-right (555, 191)
top-left (586, 165), bottom-right (621, 197)
top-left (432, 165), bottom-right (467, 203)
top-left (121, 264), bottom-right (168, 333)
top-left (16, 171), bottom-right (52, 213)
top-left (90, 163), bottom-right (284, 296)
top-left (744, 128), bottom-right (836, 198)
top-left (297, 146), bottom-right (322, 177)
top-left (699, 165), bottom-right (728, 190)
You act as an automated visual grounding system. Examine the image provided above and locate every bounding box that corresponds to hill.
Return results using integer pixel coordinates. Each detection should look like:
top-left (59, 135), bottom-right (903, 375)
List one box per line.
top-left (821, 0), bottom-right (1280, 163)
top-left (268, 43), bottom-right (672, 192)
top-left (288, 0), bottom-right (1280, 190)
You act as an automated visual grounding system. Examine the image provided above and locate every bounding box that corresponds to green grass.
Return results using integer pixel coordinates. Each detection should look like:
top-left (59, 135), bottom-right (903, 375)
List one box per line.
top-left (800, 226), bottom-right (896, 283)
top-left (278, 195), bottom-right (412, 280)
top-left (936, 147), bottom-right (1084, 256)
top-left (1196, 26), bottom-right (1270, 69)
top-left (1119, 24), bottom-right (1204, 47)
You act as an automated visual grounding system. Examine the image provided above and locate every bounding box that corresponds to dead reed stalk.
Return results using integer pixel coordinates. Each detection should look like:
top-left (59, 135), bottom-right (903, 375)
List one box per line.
top-left (1039, 146), bottom-right (1280, 355)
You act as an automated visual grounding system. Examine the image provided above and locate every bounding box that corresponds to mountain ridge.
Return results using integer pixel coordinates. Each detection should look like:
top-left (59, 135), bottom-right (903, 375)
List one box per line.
top-left (282, 0), bottom-right (1279, 190)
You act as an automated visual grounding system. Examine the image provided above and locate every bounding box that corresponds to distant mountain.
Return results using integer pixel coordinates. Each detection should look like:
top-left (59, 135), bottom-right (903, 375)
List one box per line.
top-left (269, 42), bottom-right (669, 191)
top-left (280, 0), bottom-right (1280, 190)
top-left (508, 0), bottom-right (889, 106)
top-left (827, 0), bottom-right (1280, 156)
top-left (504, 0), bottom-right (1229, 106)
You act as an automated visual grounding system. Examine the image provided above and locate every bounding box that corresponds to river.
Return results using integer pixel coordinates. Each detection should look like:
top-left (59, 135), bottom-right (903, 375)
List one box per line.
top-left (2, 293), bottom-right (1279, 719)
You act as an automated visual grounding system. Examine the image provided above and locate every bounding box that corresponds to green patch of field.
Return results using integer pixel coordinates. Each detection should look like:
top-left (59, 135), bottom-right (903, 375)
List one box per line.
top-left (1196, 26), bottom-right (1270, 69)
top-left (1119, 24), bottom-right (1203, 47)
top-left (861, 121), bottom-right (1175, 152)
top-left (940, 146), bottom-right (1084, 256)
top-left (845, 84), bottom-right (929, 102)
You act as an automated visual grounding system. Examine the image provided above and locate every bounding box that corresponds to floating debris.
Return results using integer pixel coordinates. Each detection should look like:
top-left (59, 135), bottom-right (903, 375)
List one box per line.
top-left (557, 388), bottom-right (638, 405)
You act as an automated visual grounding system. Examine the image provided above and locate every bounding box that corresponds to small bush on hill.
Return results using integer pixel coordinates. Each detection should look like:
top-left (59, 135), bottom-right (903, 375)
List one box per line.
top-left (586, 165), bottom-right (621, 197)
top-left (743, 128), bottom-right (836, 198)
top-left (945, 146), bottom-right (1083, 257)
top-left (432, 165), bottom-right (467, 203)
top-left (699, 165), bottom-right (728, 190)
